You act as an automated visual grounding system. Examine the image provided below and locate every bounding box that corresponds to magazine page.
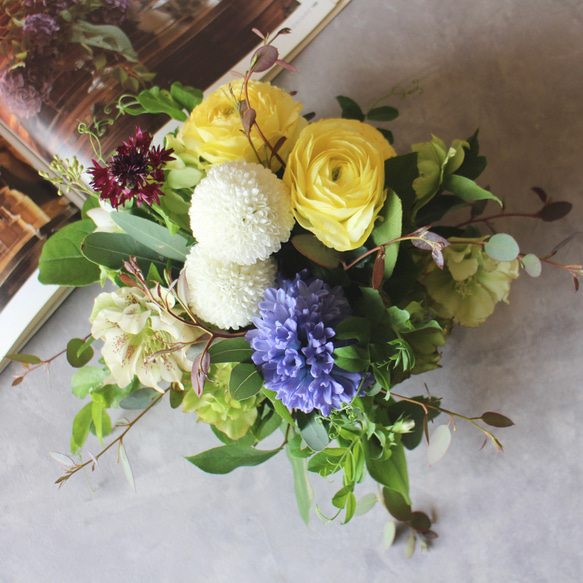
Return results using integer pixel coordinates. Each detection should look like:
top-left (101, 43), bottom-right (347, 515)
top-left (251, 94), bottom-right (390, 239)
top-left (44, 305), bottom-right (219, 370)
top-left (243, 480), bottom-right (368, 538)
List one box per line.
top-left (0, 0), bottom-right (350, 175)
top-left (0, 0), bottom-right (350, 367)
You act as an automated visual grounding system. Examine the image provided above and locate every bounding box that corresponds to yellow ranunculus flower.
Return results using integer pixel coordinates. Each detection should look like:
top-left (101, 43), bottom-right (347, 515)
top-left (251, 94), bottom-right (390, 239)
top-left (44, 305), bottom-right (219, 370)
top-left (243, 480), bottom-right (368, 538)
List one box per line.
top-left (176, 79), bottom-right (307, 171)
top-left (284, 118), bottom-right (396, 252)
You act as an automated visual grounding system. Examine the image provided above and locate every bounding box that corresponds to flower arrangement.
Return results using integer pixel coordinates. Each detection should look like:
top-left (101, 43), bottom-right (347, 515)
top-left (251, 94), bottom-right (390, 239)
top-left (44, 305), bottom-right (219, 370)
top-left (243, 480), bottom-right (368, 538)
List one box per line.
top-left (9, 28), bottom-right (580, 555)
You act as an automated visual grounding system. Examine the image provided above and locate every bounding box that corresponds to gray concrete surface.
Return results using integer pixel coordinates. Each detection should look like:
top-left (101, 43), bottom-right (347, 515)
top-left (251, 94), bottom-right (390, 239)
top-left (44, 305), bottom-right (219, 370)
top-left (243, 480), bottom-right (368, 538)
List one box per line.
top-left (1, 0), bottom-right (583, 581)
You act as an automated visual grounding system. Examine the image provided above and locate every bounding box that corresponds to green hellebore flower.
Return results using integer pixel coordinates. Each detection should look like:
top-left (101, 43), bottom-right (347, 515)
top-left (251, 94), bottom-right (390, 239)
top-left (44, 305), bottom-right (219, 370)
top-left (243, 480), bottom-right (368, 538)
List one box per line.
top-left (183, 363), bottom-right (263, 440)
top-left (421, 237), bottom-right (519, 327)
top-left (411, 135), bottom-right (468, 213)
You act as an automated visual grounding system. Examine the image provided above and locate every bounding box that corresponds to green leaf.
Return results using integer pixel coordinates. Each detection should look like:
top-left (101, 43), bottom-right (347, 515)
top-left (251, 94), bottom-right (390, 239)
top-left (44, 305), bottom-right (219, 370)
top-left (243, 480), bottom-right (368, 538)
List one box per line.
top-left (66, 338), bottom-right (94, 368)
top-left (209, 338), bottom-right (253, 364)
top-left (119, 387), bottom-right (160, 409)
top-left (484, 233), bottom-right (520, 262)
top-left (382, 486), bottom-right (412, 521)
top-left (118, 443), bottom-right (136, 492)
top-left (291, 234), bottom-right (340, 268)
top-left (136, 88), bottom-right (187, 121)
top-left (384, 520), bottom-right (397, 550)
top-left (5, 353), bottom-right (41, 364)
top-left (71, 365), bottom-right (108, 399)
top-left (334, 317), bottom-right (371, 345)
top-left (456, 129), bottom-right (487, 180)
top-left (384, 153), bottom-right (419, 219)
top-left (81, 195), bottom-right (100, 220)
top-left (229, 363), bottom-right (264, 400)
top-left (91, 401), bottom-right (105, 446)
top-left (296, 411), bottom-right (330, 452)
top-left (333, 344), bottom-right (370, 372)
top-left (211, 425), bottom-right (256, 446)
top-left (71, 21), bottom-right (138, 62)
top-left (355, 493), bottom-right (378, 516)
top-left (81, 232), bottom-right (168, 272)
top-left (366, 105), bottom-right (399, 122)
top-left (170, 82), bottom-right (203, 113)
top-left (480, 411), bottom-right (515, 428)
top-left (185, 445), bottom-right (281, 474)
top-left (521, 253), bottom-right (542, 277)
top-left (307, 447), bottom-right (346, 476)
top-left (286, 441), bottom-right (314, 526)
top-left (427, 424), bottom-right (452, 466)
top-left (70, 402), bottom-right (93, 453)
top-left (335, 95), bottom-right (365, 121)
top-left (38, 220), bottom-right (101, 286)
top-left (111, 213), bottom-right (191, 261)
top-left (404, 532), bottom-right (417, 558)
top-left (364, 441), bottom-right (410, 503)
top-left (252, 407), bottom-right (282, 442)
top-left (342, 491), bottom-right (357, 524)
top-left (410, 511), bottom-right (432, 533)
top-left (262, 388), bottom-right (295, 426)
top-left (372, 189), bottom-right (402, 280)
top-left (443, 174), bottom-right (502, 206)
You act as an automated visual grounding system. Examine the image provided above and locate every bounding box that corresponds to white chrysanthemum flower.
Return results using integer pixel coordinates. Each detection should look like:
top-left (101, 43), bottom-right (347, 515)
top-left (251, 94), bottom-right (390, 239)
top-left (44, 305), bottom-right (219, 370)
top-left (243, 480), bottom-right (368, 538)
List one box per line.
top-left (189, 160), bottom-right (294, 265)
top-left (183, 245), bottom-right (277, 330)
top-left (90, 287), bottom-right (201, 390)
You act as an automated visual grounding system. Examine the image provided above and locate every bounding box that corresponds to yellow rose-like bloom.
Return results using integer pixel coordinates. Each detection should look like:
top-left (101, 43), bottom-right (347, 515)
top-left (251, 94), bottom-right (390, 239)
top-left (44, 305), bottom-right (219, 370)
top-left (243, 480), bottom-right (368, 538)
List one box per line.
top-left (284, 118), bottom-right (396, 251)
top-left (177, 79), bottom-right (307, 171)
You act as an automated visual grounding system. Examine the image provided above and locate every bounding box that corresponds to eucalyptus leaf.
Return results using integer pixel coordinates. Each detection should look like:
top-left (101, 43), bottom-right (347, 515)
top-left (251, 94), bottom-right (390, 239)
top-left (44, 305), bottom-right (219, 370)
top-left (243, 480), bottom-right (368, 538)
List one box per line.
top-left (481, 411), bottom-right (515, 428)
top-left (111, 213), bottom-right (191, 261)
top-left (119, 388), bottom-right (161, 410)
top-left (185, 445), bottom-right (281, 474)
top-left (66, 338), bottom-right (94, 368)
top-left (209, 338), bottom-right (253, 364)
top-left (38, 220), bottom-right (101, 286)
top-left (355, 493), bottom-right (378, 516)
top-left (384, 520), bottom-right (397, 550)
top-left (521, 253), bottom-right (542, 277)
top-left (5, 353), bottom-right (41, 365)
top-left (118, 443), bottom-right (136, 492)
top-left (484, 233), bottom-right (520, 262)
top-left (229, 363), bottom-right (264, 400)
top-left (427, 424), bottom-right (452, 465)
top-left (81, 232), bottom-right (168, 272)
top-left (296, 411), bottom-right (329, 452)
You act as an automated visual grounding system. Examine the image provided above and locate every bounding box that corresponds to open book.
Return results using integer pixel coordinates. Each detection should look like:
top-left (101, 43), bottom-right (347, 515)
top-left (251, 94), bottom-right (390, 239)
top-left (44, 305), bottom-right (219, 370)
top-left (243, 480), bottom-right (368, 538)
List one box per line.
top-left (0, 0), bottom-right (351, 370)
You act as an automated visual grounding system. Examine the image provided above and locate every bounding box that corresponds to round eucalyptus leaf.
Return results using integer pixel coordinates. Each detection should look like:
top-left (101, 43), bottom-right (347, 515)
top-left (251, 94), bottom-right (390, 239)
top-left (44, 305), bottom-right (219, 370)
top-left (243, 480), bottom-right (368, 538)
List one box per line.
top-left (521, 253), bottom-right (542, 277)
top-left (484, 233), bottom-right (520, 262)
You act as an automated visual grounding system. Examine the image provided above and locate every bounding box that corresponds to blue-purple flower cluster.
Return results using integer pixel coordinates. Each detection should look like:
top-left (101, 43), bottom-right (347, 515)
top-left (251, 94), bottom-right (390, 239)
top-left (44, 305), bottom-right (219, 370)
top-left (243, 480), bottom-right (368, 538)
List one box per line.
top-left (246, 271), bottom-right (363, 416)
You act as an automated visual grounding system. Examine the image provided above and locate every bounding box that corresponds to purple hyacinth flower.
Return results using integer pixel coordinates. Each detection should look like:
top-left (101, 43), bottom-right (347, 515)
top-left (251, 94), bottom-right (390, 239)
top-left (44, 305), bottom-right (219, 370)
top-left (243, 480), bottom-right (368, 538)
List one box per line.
top-left (247, 271), bottom-right (364, 417)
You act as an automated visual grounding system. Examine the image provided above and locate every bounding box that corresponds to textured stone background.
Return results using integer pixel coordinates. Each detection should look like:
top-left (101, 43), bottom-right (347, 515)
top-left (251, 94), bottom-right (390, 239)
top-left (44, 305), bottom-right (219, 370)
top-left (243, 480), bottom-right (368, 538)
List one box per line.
top-left (1, 0), bottom-right (582, 581)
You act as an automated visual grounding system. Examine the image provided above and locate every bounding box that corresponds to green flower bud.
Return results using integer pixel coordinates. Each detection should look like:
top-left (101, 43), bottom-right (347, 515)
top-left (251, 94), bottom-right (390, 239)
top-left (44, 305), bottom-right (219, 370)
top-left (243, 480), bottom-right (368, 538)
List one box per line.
top-left (421, 237), bottom-right (519, 327)
top-left (412, 135), bottom-right (468, 212)
top-left (183, 363), bottom-right (263, 440)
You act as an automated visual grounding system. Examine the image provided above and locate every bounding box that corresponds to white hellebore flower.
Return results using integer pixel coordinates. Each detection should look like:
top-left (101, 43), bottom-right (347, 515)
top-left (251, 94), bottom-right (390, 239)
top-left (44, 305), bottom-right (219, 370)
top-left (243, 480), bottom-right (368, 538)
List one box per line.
top-left (90, 286), bottom-right (200, 391)
top-left (183, 244), bottom-right (277, 330)
top-left (189, 160), bottom-right (294, 265)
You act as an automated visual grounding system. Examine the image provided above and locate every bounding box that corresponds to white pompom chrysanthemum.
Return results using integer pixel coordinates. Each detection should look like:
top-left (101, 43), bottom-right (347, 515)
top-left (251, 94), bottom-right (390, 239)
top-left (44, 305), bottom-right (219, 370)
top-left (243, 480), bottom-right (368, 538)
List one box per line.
top-left (183, 245), bottom-right (277, 330)
top-left (189, 160), bottom-right (294, 265)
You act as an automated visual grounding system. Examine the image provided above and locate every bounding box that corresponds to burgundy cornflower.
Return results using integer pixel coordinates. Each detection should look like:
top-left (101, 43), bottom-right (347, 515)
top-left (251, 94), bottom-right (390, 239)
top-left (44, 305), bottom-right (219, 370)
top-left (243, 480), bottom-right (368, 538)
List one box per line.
top-left (88, 127), bottom-right (174, 209)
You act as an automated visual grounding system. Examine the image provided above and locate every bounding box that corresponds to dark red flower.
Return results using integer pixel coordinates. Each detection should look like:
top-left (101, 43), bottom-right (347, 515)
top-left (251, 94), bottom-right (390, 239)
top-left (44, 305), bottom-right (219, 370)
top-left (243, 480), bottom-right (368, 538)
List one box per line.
top-left (88, 127), bottom-right (174, 209)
